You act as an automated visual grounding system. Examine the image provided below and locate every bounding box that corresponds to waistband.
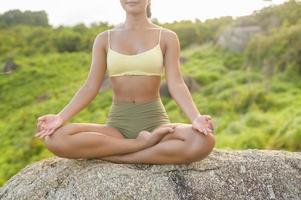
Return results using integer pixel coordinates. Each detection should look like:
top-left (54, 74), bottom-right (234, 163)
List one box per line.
top-left (109, 97), bottom-right (166, 116)
top-left (112, 97), bottom-right (162, 106)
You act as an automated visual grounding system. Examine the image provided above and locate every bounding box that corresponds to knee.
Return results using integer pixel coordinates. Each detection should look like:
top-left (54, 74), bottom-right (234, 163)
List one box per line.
top-left (43, 132), bottom-right (69, 157)
top-left (205, 133), bottom-right (215, 154)
top-left (186, 133), bottom-right (215, 162)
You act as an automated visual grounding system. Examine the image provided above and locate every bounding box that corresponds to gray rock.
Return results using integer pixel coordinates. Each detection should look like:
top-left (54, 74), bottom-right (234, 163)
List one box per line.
top-left (216, 26), bottom-right (263, 53)
top-left (0, 149), bottom-right (300, 200)
top-left (2, 59), bottom-right (18, 74)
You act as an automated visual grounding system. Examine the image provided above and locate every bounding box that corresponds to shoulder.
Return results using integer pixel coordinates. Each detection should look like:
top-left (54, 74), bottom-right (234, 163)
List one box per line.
top-left (95, 29), bottom-right (112, 42)
top-left (161, 27), bottom-right (176, 36)
top-left (161, 28), bottom-right (180, 44)
top-left (161, 27), bottom-right (180, 49)
top-left (93, 28), bottom-right (114, 50)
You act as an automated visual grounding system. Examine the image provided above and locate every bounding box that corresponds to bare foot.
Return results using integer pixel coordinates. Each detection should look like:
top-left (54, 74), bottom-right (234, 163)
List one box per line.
top-left (136, 126), bottom-right (175, 148)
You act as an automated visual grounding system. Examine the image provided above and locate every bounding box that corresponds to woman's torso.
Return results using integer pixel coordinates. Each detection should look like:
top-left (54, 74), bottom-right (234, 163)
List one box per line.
top-left (106, 25), bottom-right (165, 103)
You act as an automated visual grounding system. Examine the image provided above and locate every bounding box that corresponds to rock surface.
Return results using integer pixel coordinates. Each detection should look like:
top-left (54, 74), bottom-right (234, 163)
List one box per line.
top-left (216, 26), bottom-right (263, 52)
top-left (0, 149), bottom-right (300, 200)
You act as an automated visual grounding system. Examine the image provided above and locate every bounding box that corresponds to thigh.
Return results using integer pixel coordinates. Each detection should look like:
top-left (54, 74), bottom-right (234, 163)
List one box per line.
top-left (53, 123), bottom-right (125, 139)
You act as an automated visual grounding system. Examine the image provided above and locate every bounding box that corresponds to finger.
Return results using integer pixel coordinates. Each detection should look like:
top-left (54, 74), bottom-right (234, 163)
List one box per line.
top-left (41, 123), bottom-right (48, 130)
top-left (205, 116), bottom-right (212, 122)
top-left (206, 121), bottom-right (214, 130)
top-left (37, 121), bottom-right (44, 130)
top-left (43, 128), bottom-right (52, 136)
top-left (205, 115), bottom-right (212, 119)
top-left (201, 129), bottom-right (208, 135)
top-left (41, 134), bottom-right (48, 140)
top-left (43, 129), bottom-right (55, 139)
top-left (37, 120), bottom-right (42, 126)
top-left (208, 126), bottom-right (215, 133)
top-left (41, 131), bottom-right (50, 140)
top-left (37, 119), bottom-right (45, 125)
top-left (203, 115), bottom-right (210, 120)
top-left (207, 128), bottom-right (213, 134)
top-left (48, 128), bottom-right (56, 135)
top-left (35, 128), bottom-right (45, 136)
top-left (37, 126), bottom-right (44, 134)
top-left (197, 127), bottom-right (206, 135)
top-left (46, 128), bottom-right (55, 135)
top-left (35, 129), bottom-right (47, 137)
top-left (37, 121), bottom-right (44, 131)
top-left (202, 127), bottom-right (207, 134)
top-left (198, 128), bottom-right (206, 135)
top-left (39, 132), bottom-right (48, 139)
top-left (193, 125), bottom-right (207, 135)
top-left (40, 128), bottom-right (52, 138)
top-left (38, 116), bottom-right (46, 121)
top-left (35, 131), bottom-right (45, 138)
top-left (37, 117), bottom-right (44, 121)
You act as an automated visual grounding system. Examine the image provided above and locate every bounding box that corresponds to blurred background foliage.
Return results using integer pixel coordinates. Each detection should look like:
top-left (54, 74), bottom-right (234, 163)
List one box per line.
top-left (0, 0), bottom-right (300, 186)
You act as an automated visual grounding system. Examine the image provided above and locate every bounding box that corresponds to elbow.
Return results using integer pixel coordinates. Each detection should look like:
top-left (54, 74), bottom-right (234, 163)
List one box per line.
top-left (83, 84), bottom-right (99, 96)
top-left (168, 87), bottom-right (175, 98)
top-left (168, 85), bottom-right (180, 98)
top-left (168, 82), bottom-right (186, 98)
top-left (167, 84), bottom-right (174, 98)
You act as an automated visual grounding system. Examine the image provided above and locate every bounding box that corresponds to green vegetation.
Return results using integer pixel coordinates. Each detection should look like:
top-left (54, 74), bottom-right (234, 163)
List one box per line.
top-left (0, 9), bottom-right (49, 27)
top-left (1, 0), bottom-right (300, 186)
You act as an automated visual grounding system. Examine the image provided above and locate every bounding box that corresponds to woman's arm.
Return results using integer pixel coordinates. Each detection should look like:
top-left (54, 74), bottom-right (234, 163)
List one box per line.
top-left (163, 30), bottom-right (213, 135)
top-left (57, 31), bottom-right (109, 123)
top-left (163, 30), bottom-right (201, 123)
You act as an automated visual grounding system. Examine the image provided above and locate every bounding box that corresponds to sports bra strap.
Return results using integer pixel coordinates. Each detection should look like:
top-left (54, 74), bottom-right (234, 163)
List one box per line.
top-left (158, 26), bottom-right (163, 44)
top-left (108, 27), bottom-right (162, 49)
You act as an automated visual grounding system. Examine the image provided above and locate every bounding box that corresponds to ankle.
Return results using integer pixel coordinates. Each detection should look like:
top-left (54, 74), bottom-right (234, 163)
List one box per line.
top-left (136, 130), bottom-right (150, 147)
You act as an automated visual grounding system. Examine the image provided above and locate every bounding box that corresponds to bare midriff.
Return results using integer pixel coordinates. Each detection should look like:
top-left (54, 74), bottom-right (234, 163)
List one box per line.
top-left (110, 75), bottom-right (162, 104)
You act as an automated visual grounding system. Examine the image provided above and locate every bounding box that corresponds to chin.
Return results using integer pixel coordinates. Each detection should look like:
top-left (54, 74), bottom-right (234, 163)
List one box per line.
top-left (126, 10), bottom-right (143, 15)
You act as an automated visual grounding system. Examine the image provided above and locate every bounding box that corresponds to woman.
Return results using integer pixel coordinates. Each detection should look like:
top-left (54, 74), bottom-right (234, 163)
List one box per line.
top-left (35, 0), bottom-right (215, 164)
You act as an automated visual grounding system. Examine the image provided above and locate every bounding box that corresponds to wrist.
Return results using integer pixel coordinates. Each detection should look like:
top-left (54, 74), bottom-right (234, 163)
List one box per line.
top-left (192, 114), bottom-right (203, 122)
top-left (57, 113), bottom-right (67, 124)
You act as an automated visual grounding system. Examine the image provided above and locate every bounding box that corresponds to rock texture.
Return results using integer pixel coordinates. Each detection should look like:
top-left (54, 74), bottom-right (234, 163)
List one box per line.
top-left (2, 59), bottom-right (18, 74)
top-left (0, 149), bottom-right (300, 200)
top-left (216, 26), bottom-right (263, 52)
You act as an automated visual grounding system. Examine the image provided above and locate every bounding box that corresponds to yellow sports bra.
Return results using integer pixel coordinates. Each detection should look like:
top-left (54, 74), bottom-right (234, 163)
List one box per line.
top-left (106, 26), bottom-right (164, 77)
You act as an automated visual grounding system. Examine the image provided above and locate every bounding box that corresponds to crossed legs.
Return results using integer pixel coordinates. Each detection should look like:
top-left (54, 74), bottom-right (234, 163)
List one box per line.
top-left (43, 123), bottom-right (145, 159)
top-left (100, 123), bottom-right (215, 164)
top-left (43, 122), bottom-right (215, 164)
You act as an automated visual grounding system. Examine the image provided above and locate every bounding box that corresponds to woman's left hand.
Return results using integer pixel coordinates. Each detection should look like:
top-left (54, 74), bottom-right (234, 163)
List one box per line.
top-left (192, 114), bottom-right (214, 136)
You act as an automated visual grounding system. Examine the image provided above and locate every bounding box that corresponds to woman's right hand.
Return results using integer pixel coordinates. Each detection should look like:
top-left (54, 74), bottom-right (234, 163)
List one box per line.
top-left (35, 114), bottom-right (64, 139)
